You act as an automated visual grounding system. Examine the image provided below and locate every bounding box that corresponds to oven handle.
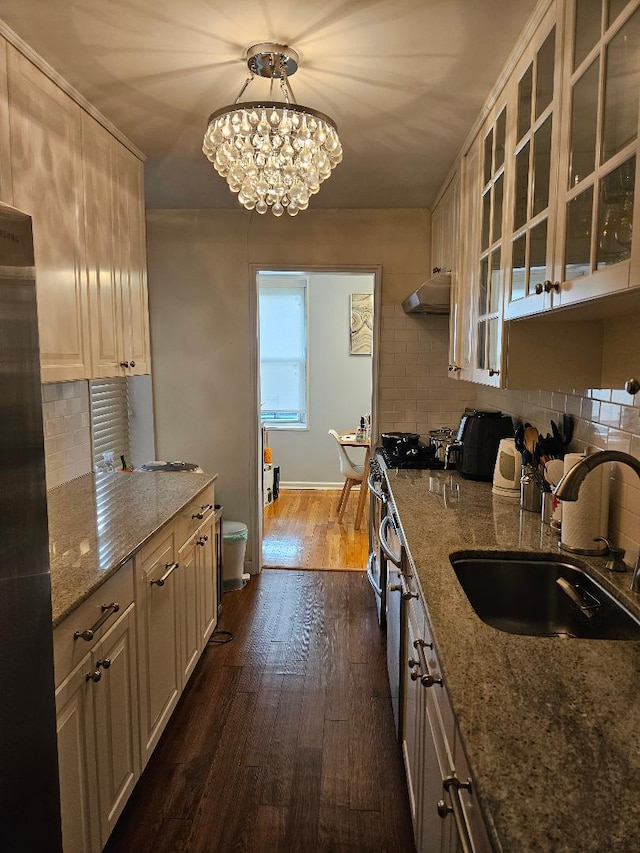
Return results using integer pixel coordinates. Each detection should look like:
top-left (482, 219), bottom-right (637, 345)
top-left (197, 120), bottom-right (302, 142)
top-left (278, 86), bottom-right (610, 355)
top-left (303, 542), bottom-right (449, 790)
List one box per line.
top-left (379, 515), bottom-right (402, 567)
top-left (366, 552), bottom-right (382, 598)
top-left (367, 471), bottom-right (386, 503)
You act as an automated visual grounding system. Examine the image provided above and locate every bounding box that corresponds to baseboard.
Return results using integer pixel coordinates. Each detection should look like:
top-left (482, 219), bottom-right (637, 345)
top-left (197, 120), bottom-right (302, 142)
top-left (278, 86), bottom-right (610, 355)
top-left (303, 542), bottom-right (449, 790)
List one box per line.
top-left (281, 482), bottom-right (360, 490)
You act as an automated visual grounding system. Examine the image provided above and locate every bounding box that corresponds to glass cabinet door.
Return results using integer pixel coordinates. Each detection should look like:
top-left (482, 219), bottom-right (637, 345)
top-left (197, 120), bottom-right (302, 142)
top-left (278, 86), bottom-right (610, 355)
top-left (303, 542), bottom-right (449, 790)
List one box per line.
top-left (556, 0), bottom-right (640, 305)
top-left (505, 6), bottom-right (562, 319)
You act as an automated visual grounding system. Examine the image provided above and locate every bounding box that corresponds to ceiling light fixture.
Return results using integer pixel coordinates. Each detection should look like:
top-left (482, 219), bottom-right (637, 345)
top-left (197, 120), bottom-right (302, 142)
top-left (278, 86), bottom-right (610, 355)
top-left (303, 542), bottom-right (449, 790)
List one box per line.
top-left (202, 43), bottom-right (342, 216)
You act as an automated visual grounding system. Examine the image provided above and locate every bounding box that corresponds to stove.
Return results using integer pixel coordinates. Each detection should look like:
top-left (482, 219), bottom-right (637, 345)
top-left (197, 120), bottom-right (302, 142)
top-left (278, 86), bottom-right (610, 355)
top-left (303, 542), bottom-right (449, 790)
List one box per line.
top-left (377, 446), bottom-right (445, 470)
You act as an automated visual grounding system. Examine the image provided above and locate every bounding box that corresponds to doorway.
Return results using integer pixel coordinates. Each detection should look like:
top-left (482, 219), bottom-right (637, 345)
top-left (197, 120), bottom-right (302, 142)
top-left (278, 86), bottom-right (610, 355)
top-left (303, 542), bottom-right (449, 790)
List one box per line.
top-left (254, 267), bottom-right (379, 570)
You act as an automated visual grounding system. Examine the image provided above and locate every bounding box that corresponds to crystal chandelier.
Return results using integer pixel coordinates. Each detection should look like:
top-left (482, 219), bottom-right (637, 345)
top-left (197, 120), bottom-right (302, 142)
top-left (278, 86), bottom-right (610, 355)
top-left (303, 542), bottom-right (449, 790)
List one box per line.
top-left (202, 43), bottom-right (342, 216)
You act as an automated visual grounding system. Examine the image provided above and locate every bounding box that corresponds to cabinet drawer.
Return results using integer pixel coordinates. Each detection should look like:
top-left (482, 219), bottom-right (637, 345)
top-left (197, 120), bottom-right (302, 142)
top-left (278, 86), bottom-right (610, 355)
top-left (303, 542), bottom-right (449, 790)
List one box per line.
top-left (53, 560), bottom-right (134, 687)
top-left (176, 484), bottom-right (215, 548)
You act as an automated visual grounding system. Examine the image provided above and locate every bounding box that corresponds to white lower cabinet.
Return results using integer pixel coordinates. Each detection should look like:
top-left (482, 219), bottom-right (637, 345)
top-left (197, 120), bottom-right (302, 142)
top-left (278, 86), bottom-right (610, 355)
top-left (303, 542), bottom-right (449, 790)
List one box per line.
top-left (135, 522), bottom-right (182, 766)
top-left (402, 595), bottom-right (492, 853)
top-left (55, 600), bottom-right (139, 853)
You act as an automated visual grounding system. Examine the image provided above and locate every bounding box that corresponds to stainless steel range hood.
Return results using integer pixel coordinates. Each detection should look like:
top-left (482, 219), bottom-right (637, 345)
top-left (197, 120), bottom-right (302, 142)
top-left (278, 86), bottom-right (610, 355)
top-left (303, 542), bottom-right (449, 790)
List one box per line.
top-left (402, 271), bottom-right (451, 314)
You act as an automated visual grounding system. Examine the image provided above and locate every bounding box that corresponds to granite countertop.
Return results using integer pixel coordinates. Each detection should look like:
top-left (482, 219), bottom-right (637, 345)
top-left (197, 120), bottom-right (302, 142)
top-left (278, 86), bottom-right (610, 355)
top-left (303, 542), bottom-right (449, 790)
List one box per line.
top-left (385, 468), bottom-right (640, 853)
top-left (47, 471), bottom-right (216, 627)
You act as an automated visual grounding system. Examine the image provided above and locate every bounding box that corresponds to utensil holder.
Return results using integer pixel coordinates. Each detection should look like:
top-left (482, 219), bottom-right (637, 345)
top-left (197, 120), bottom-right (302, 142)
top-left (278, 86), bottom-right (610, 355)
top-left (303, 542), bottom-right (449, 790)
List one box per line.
top-left (520, 468), bottom-right (542, 513)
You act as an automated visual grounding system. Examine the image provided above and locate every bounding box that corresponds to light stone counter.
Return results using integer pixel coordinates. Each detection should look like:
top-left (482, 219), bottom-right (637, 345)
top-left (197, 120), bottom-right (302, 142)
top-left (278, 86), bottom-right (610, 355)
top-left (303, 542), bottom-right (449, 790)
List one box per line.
top-left (385, 468), bottom-right (640, 853)
top-left (47, 471), bottom-right (216, 627)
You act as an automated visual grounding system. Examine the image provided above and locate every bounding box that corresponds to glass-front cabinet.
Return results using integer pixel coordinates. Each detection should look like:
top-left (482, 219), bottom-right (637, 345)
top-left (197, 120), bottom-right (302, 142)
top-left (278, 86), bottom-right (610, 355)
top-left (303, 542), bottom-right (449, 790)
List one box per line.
top-left (504, 4), bottom-right (564, 318)
top-left (555, 0), bottom-right (640, 305)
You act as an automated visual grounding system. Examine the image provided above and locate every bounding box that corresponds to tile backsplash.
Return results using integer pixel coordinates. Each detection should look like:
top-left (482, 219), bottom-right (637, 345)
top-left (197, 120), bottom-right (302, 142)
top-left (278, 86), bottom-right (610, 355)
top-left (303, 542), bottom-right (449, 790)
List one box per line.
top-left (378, 305), bottom-right (477, 435)
top-left (478, 384), bottom-right (640, 568)
top-left (379, 302), bottom-right (640, 568)
top-left (42, 381), bottom-right (92, 490)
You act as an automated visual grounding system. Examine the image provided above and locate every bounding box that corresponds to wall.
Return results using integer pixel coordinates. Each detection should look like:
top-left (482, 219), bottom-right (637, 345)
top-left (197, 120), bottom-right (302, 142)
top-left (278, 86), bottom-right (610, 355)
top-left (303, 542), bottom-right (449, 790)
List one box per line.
top-left (42, 381), bottom-right (92, 490)
top-left (477, 384), bottom-right (640, 567)
top-left (266, 271), bottom-right (374, 487)
top-left (146, 208), bottom-right (433, 571)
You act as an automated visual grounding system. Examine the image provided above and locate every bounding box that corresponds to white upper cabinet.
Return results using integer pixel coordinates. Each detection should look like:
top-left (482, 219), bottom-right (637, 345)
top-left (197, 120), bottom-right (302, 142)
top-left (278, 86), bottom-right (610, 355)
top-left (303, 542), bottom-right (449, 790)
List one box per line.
top-left (0, 37), bottom-right (12, 204)
top-left (504, 2), bottom-right (564, 319)
top-left (554, 0), bottom-right (640, 305)
top-left (8, 45), bottom-right (92, 382)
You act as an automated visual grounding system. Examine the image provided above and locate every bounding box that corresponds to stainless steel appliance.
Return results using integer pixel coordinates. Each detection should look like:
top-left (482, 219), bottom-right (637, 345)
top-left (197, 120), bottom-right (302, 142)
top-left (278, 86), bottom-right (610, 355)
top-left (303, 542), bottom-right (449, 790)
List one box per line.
top-left (366, 458), bottom-right (388, 627)
top-left (379, 496), bottom-right (405, 736)
top-left (0, 203), bottom-right (62, 848)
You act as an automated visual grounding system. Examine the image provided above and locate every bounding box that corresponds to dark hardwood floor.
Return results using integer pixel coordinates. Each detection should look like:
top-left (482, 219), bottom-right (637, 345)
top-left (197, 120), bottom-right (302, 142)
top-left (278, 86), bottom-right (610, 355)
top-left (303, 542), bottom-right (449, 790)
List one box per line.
top-left (106, 569), bottom-right (415, 853)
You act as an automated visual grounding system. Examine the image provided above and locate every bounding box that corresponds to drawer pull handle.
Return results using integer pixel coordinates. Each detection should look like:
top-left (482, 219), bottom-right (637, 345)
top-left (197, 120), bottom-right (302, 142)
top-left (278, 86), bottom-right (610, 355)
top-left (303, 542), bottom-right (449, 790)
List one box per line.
top-left (197, 535), bottom-right (209, 547)
top-left (97, 658), bottom-right (111, 670)
top-left (410, 637), bottom-right (442, 688)
top-left (151, 562), bottom-right (179, 587)
top-left (192, 503), bottom-right (214, 520)
top-left (129, 360), bottom-right (136, 368)
top-left (119, 361), bottom-right (130, 368)
top-left (74, 603), bottom-right (120, 642)
top-left (438, 775), bottom-right (474, 853)
top-left (85, 670), bottom-right (102, 683)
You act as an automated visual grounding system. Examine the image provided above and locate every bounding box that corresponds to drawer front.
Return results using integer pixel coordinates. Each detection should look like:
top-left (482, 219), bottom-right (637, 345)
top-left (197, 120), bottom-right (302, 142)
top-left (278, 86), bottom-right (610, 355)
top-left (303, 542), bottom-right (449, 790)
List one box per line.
top-left (176, 484), bottom-right (215, 548)
top-left (53, 560), bottom-right (134, 688)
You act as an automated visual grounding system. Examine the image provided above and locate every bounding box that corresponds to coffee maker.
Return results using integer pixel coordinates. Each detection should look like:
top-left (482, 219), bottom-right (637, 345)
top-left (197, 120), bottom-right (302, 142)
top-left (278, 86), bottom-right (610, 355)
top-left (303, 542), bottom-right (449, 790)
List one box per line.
top-left (451, 410), bottom-right (515, 480)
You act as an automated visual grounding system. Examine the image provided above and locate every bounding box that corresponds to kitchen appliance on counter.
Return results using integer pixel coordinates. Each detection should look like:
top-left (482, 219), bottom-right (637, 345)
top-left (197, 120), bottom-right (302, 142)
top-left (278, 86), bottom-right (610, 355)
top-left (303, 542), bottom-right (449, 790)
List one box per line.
top-left (0, 203), bottom-right (62, 848)
top-left (450, 410), bottom-right (515, 481)
top-left (379, 432), bottom-right (443, 470)
top-left (492, 437), bottom-right (521, 498)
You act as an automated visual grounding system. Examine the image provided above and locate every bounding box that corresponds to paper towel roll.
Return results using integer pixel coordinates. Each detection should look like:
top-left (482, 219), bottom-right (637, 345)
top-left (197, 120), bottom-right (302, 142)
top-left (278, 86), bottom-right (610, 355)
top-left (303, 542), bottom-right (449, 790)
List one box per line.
top-left (560, 452), bottom-right (610, 553)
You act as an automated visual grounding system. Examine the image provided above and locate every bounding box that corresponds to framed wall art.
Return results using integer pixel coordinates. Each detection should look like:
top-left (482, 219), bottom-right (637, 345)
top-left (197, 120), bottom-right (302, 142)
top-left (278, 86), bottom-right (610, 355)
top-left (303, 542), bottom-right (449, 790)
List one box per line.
top-left (349, 293), bottom-right (373, 355)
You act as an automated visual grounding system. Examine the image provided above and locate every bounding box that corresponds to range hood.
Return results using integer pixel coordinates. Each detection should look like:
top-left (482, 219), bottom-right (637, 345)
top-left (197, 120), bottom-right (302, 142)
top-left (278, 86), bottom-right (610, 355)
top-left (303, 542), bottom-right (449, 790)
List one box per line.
top-left (402, 270), bottom-right (451, 315)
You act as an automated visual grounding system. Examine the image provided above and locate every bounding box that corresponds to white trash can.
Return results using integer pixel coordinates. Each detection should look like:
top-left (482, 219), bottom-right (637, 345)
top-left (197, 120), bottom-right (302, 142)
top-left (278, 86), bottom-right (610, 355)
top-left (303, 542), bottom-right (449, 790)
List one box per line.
top-left (222, 521), bottom-right (249, 591)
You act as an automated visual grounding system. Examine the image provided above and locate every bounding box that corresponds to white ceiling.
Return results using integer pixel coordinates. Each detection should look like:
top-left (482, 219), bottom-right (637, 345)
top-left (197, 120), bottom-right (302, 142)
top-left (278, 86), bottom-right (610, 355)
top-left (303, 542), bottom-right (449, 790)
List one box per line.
top-left (0, 0), bottom-right (538, 210)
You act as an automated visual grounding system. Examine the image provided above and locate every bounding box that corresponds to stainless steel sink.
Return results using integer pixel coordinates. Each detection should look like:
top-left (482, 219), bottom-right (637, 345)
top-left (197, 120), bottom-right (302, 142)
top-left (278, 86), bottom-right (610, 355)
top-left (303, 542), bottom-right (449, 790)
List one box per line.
top-left (449, 553), bottom-right (640, 640)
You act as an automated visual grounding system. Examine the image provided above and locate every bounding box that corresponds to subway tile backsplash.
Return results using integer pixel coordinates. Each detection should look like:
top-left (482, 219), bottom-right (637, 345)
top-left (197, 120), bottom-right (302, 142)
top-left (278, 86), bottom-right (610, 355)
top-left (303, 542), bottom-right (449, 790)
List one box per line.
top-left (41, 381), bottom-right (92, 490)
top-left (378, 305), bottom-right (478, 435)
top-left (379, 302), bottom-right (640, 568)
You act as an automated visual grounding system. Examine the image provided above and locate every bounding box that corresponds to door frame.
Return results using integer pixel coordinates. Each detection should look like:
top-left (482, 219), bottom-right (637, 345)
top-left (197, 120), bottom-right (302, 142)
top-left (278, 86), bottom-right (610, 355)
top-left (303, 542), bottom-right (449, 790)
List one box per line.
top-left (249, 263), bottom-right (383, 572)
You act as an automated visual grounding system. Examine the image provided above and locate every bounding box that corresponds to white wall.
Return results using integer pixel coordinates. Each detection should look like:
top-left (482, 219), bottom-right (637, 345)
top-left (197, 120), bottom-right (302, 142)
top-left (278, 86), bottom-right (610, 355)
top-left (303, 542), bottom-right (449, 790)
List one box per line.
top-left (265, 271), bottom-right (373, 487)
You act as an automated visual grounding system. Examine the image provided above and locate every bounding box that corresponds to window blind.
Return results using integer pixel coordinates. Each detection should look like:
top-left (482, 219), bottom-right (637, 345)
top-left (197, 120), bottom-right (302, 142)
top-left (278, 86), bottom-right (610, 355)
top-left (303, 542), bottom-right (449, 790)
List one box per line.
top-left (90, 378), bottom-right (130, 470)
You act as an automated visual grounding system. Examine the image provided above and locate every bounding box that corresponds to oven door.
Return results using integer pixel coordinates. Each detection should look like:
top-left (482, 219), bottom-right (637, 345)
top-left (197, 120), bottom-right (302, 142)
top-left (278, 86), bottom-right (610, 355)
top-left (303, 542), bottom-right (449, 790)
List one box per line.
top-left (366, 464), bottom-right (387, 627)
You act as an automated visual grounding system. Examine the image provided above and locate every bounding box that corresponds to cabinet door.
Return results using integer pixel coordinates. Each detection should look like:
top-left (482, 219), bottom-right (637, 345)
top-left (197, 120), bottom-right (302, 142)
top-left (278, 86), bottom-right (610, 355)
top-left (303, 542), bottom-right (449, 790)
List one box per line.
top-left (114, 145), bottom-right (150, 375)
top-left (178, 536), bottom-right (201, 686)
top-left (0, 36), bottom-right (12, 204)
top-left (136, 525), bottom-right (181, 765)
top-left (82, 113), bottom-right (123, 378)
top-left (55, 653), bottom-right (100, 853)
top-left (504, 4), bottom-right (563, 319)
top-left (555, 0), bottom-right (640, 305)
top-left (196, 515), bottom-right (218, 648)
top-left (92, 604), bottom-right (140, 846)
top-left (7, 46), bottom-right (90, 382)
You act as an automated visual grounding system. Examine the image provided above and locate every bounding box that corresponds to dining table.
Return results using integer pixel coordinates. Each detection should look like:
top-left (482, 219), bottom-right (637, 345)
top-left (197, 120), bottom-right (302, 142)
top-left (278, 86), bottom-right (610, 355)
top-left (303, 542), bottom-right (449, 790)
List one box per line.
top-left (338, 432), bottom-right (371, 530)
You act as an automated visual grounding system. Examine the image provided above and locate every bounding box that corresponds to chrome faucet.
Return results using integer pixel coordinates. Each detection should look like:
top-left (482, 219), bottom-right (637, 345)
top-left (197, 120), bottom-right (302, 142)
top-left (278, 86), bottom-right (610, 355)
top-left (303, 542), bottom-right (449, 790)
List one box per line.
top-left (554, 450), bottom-right (640, 500)
top-left (554, 451), bottom-right (640, 591)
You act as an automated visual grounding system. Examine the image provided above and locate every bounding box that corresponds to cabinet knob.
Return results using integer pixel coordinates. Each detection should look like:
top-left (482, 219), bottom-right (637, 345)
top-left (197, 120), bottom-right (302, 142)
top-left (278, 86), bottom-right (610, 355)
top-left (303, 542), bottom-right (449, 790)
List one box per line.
top-left (85, 670), bottom-right (102, 683)
top-left (448, 364), bottom-right (461, 373)
top-left (488, 368), bottom-right (500, 377)
top-left (97, 658), bottom-right (111, 669)
top-left (120, 361), bottom-right (130, 368)
top-left (437, 800), bottom-right (452, 819)
top-left (534, 282), bottom-right (543, 295)
top-left (129, 360), bottom-right (136, 368)
top-left (544, 280), bottom-right (560, 293)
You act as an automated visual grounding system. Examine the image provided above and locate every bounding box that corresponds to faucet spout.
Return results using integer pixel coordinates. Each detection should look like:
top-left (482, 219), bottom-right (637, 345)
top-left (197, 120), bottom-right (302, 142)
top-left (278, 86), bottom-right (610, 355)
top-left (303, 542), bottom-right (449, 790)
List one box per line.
top-left (553, 450), bottom-right (640, 502)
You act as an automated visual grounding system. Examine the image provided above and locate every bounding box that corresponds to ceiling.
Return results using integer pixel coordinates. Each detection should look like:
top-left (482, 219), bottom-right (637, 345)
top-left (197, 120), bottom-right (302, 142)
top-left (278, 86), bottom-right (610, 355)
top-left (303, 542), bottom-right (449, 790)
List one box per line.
top-left (0, 0), bottom-right (538, 210)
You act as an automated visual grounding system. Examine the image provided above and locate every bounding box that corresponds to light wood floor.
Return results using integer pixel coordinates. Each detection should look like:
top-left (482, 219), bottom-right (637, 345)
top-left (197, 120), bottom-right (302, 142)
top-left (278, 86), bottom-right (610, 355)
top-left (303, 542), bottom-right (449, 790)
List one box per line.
top-left (262, 488), bottom-right (369, 571)
top-left (105, 570), bottom-right (416, 853)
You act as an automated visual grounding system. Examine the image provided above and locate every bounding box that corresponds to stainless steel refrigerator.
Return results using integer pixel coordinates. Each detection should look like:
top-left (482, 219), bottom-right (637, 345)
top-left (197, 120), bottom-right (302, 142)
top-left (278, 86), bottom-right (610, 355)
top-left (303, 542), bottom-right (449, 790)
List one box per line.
top-left (0, 202), bottom-right (62, 849)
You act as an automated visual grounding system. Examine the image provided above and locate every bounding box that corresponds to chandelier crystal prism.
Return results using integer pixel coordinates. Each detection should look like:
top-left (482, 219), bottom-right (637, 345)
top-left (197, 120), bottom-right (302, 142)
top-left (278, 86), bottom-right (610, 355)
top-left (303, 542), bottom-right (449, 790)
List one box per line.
top-left (202, 43), bottom-right (342, 216)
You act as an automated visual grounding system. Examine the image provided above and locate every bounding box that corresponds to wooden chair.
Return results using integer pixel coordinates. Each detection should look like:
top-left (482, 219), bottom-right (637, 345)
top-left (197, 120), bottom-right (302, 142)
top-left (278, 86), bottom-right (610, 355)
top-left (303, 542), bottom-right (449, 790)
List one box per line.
top-left (328, 429), bottom-right (365, 522)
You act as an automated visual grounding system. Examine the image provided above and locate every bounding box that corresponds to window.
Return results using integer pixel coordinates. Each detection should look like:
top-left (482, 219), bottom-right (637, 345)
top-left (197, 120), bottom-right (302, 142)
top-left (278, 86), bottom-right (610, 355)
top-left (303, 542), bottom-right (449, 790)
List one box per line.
top-left (259, 276), bottom-right (308, 427)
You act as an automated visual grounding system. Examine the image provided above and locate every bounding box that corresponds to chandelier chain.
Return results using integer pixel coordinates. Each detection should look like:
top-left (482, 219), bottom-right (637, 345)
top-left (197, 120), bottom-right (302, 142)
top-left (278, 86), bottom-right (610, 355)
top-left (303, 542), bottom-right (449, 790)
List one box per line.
top-left (233, 73), bottom-right (255, 105)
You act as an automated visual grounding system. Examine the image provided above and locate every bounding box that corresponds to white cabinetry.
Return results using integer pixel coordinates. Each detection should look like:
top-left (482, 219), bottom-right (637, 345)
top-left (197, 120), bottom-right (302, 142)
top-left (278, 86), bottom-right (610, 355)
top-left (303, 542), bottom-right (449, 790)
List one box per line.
top-left (54, 560), bottom-right (138, 853)
top-left (401, 592), bottom-right (492, 853)
top-left (136, 483), bottom-right (217, 767)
